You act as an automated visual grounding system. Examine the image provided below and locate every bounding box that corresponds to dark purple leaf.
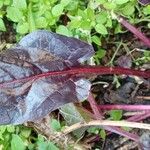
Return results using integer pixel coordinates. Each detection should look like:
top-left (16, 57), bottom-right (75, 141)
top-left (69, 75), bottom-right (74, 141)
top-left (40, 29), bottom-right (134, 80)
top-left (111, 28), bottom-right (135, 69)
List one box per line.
top-left (0, 30), bottom-right (94, 125)
top-left (138, 0), bottom-right (150, 5)
top-left (116, 55), bottom-right (132, 68)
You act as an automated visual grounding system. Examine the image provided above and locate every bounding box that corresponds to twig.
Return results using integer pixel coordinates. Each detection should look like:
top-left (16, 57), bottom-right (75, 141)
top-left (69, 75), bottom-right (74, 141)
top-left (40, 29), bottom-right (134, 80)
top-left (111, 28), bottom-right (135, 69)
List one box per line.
top-left (61, 120), bottom-right (150, 135)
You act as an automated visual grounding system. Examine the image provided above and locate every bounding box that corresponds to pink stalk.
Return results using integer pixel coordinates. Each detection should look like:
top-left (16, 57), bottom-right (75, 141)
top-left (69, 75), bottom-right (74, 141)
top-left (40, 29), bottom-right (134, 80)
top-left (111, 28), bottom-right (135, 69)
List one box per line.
top-left (97, 105), bottom-right (150, 111)
top-left (127, 111), bottom-right (150, 122)
top-left (1, 66), bottom-right (150, 87)
top-left (118, 16), bottom-right (150, 48)
top-left (88, 92), bottom-right (103, 119)
top-left (88, 92), bottom-right (139, 142)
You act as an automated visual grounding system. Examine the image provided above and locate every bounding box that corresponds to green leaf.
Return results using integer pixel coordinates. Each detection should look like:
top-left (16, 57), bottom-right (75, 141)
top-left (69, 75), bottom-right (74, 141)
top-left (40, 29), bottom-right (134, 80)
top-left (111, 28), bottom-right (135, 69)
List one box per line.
top-left (6, 125), bottom-right (15, 133)
top-left (80, 20), bottom-right (91, 30)
top-left (95, 24), bottom-right (108, 35)
top-left (0, 18), bottom-right (6, 31)
top-left (91, 35), bottom-right (101, 45)
top-left (103, 3), bottom-right (116, 10)
top-left (93, 48), bottom-right (106, 64)
top-left (143, 5), bottom-right (150, 15)
top-left (37, 134), bottom-right (45, 142)
top-left (114, 0), bottom-right (129, 4)
top-left (28, 3), bottom-right (36, 32)
top-left (65, 1), bottom-right (78, 11)
top-left (11, 134), bottom-right (26, 150)
top-left (61, 0), bottom-right (71, 7)
top-left (4, 0), bottom-right (11, 5)
top-left (87, 127), bottom-right (100, 134)
top-left (109, 110), bottom-right (123, 121)
top-left (144, 50), bottom-right (150, 57)
top-left (6, 6), bottom-right (23, 22)
top-left (52, 4), bottom-right (64, 17)
top-left (100, 129), bottom-right (106, 140)
top-left (115, 23), bottom-right (123, 33)
top-left (0, 126), bottom-right (6, 134)
top-left (0, 132), bottom-right (4, 140)
top-left (68, 18), bottom-right (81, 29)
top-left (35, 17), bottom-right (48, 28)
top-left (47, 142), bottom-right (59, 150)
top-left (78, 9), bottom-right (87, 19)
top-left (50, 119), bottom-right (61, 132)
top-left (60, 103), bottom-right (87, 138)
top-left (20, 128), bottom-right (31, 138)
top-left (12, 0), bottom-right (27, 10)
top-left (96, 11), bottom-right (107, 24)
top-left (17, 22), bottom-right (29, 34)
top-left (56, 25), bottom-right (72, 36)
top-left (121, 3), bottom-right (135, 16)
top-left (0, 1), bottom-right (3, 8)
top-left (105, 17), bottom-right (112, 28)
top-left (86, 8), bottom-right (95, 21)
top-left (37, 141), bottom-right (48, 150)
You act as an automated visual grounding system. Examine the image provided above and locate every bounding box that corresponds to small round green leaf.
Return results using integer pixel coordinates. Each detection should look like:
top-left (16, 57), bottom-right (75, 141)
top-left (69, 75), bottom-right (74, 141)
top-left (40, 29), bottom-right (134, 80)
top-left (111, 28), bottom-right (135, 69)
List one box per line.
top-left (121, 4), bottom-right (135, 16)
top-left (52, 4), bottom-right (64, 17)
top-left (56, 25), bottom-right (72, 36)
top-left (6, 6), bottom-right (23, 22)
top-left (100, 129), bottom-right (106, 140)
top-left (91, 35), bottom-right (101, 45)
top-left (17, 23), bottom-right (29, 34)
top-left (143, 5), bottom-right (150, 15)
top-left (109, 110), bottom-right (123, 121)
top-left (12, 0), bottom-right (27, 10)
top-left (35, 17), bottom-right (48, 28)
top-left (20, 128), bottom-right (31, 138)
top-left (95, 24), bottom-right (108, 35)
top-left (6, 125), bottom-right (15, 133)
top-left (96, 11), bottom-right (107, 24)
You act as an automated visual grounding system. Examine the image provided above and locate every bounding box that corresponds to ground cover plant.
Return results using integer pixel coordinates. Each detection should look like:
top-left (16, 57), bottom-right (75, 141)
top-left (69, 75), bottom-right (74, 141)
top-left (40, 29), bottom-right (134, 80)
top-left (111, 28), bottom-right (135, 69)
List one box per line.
top-left (0, 0), bottom-right (150, 149)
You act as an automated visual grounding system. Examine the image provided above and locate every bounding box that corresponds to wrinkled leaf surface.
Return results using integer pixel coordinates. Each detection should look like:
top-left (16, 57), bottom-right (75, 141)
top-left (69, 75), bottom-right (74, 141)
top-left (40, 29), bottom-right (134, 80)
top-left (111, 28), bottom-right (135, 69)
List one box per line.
top-left (138, 0), bottom-right (150, 5)
top-left (0, 30), bottom-right (94, 124)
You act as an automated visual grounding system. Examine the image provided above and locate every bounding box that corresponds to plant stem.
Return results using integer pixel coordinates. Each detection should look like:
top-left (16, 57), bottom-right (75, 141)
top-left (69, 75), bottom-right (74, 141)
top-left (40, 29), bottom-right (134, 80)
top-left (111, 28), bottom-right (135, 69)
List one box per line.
top-left (118, 16), bottom-right (150, 48)
top-left (97, 105), bottom-right (150, 111)
top-left (88, 92), bottom-right (139, 142)
top-left (1, 66), bottom-right (150, 87)
top-left (60, 120), bottom-right (150, 135)
top-left (127, 111), bottom-right (150, 122)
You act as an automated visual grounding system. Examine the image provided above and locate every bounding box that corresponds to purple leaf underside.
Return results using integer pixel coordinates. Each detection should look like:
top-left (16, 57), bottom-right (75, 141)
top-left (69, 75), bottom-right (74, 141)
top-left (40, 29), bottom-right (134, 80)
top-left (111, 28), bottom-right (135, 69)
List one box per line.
top-left (0, 30), bottom-right (94, 125)
top-left (138, 0), bottom-right (150, 5)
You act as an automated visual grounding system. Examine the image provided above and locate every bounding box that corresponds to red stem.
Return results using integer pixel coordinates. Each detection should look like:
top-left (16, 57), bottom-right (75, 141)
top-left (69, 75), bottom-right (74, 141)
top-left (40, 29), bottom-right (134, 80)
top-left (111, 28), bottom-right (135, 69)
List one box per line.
top-left (98, 105), bottom-right (150, 111)
top-left (1, 66), bottom-right (150, 87)
top-left (88, 92), bottom-right (139, 142)
top-left (118, 16), bottom-right (150, 48)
